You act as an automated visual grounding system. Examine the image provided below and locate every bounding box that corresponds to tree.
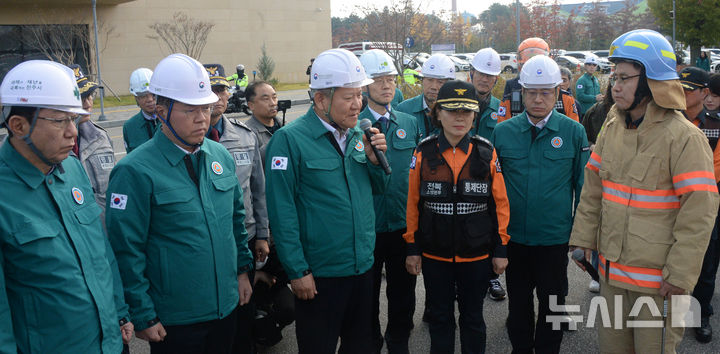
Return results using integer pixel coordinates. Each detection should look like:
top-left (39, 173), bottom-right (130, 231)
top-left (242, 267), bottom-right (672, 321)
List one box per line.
top-left (611, 0), bottom-right (640, 35)
top-left (648, 0), bottom-right (720, 64)
top-left (147, 12), bottom-right (214, 59)
top-left (584, 1), bottom-right (614, 50)
top-left (256, 43), bottom-right (276, 84)
top-left (20, 6), bottom-right (116, 75)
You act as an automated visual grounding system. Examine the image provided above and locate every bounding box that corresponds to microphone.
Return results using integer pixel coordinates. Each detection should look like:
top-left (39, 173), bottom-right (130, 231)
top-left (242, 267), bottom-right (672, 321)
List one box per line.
top-left (572, 248), bottom-right (599, 282)
top-left (358, 118), bottom-right (392, 175)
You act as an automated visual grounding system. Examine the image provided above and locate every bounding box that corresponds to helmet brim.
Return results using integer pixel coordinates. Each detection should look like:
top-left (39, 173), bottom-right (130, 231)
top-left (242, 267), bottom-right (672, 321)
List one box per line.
top-left (37, 105), bottom-right (91, 116)
top-left (174, 92), bottom-right (219, 106)
top-left (344, 78), bottom-right (375, 88)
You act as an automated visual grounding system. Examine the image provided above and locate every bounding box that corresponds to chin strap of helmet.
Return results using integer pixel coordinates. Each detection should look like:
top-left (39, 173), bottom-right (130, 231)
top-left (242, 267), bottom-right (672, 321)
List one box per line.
top-left (627, 70), bottom-right (652, 112)
top-left (158, 100), bottom-right (203, 149)
top-left (20, 109), bottom-right (59, 169)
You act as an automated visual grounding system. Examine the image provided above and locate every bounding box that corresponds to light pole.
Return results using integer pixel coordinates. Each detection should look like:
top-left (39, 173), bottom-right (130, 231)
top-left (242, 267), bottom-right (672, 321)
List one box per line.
top-left (516, 0), bottom-right (520, 47)
top-left (672, 0), bottom-right (676, 50)
top-left (92, 0), bottom-right (106, 121)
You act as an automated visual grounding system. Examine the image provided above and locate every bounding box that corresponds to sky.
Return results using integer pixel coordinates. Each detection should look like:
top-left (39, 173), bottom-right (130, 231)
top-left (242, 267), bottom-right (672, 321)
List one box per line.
top-left (331, 0), bottom-right (595, 18)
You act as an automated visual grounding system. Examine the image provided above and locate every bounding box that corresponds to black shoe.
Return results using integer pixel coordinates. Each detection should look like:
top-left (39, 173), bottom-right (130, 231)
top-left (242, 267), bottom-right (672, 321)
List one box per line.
top-left (696, 317), bottom-right (712, 343)
top-left (488, 279), bottom-right (506, 301)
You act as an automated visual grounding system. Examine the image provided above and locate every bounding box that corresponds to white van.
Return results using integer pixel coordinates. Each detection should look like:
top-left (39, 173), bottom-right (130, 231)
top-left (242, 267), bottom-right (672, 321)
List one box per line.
top-left (338, 41), bottom-right (404, 58)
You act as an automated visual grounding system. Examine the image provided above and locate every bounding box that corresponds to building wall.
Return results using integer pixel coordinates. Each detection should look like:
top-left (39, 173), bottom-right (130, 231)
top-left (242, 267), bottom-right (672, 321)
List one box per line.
top-left (0, 0), bottom-right (330, 94)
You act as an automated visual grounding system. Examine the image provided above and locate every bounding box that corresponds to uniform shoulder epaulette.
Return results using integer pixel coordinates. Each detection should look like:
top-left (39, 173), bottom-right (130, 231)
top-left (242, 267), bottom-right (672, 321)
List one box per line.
top-left (470, 135), bottom-right (493, 149)
top-left (417, 134), bottom-right (438, 147)
top-left (89, 120), bottom-right (108, 132)
top-left (228, 117), bottom-right (253, 131)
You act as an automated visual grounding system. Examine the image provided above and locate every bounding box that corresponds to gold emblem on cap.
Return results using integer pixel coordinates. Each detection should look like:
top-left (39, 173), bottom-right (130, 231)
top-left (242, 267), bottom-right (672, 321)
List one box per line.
top-left (681, 72), bottom-right (690, 78)
top-left (73, 66), bottom-right (81, 78)
top-left (454, 88), bottom-right (467, 96)
top-left (206, 66), bottom-right (218, 75)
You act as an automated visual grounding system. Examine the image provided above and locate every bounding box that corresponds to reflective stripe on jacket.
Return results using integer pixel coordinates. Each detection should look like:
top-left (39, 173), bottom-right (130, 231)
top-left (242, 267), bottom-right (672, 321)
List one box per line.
top-left (570, 101), bottom-right (720, 294)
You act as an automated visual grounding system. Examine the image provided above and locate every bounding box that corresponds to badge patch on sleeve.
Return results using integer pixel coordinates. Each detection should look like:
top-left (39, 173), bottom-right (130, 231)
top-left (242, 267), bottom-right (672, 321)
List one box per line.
top-left (582, 146), bottom-right (590, 152)
top-left (577, 84), bottom-right (583, 89)
top-left (271, 156), bottom-right (288, 170)
top-left (110, 193), bottom-right (128, 210)
top-left (233, 151), bottom-right (251, 166)
top-left (98, 154), bottom-right (115, 170)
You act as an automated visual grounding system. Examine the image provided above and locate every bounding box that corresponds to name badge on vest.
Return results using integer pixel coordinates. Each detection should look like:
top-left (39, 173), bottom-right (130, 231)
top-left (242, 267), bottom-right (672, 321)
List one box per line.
top-left (233, 151), bottom-right (251, 166)
top-left (420, 181), bottom-right (449, 197)
top-left (461, 180), bottom-right (489, 197)
top-left (98, 154), bottom-right (115, 170)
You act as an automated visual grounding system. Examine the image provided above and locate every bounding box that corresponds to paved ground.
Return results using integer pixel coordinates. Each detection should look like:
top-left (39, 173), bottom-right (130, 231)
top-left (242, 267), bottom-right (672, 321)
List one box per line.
top-left (127, 264), bottom-right (720, 353)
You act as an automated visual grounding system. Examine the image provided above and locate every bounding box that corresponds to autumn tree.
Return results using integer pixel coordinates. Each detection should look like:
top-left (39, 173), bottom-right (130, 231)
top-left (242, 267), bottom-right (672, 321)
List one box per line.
top-left (648, 0), bottom-right (720, 64)
top-left (583, 1), bottom-right (614, 50)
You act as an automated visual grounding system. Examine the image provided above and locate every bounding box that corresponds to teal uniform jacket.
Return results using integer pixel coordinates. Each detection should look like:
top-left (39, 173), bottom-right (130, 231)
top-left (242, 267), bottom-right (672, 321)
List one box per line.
top-left (358, 107), bottom-right (420, 233)
top-left (122, 110), bottom-right (159, 154)
top-left (390, 87), bottom-right (404, 109)
top-left (396, 94), bottom-right (439, 139)
top-left (575, 73), bottom-right (600, 115)
top-left (491, 110), bottom-right (589, 246)
top-left (106, 131), bottom-right (253, 330)
top-left (0, 142), bottom-right (126, 354)
top-left (470, 95), bottom-right (501, 140)
top-left (264, 107), bottom-right (389, 279)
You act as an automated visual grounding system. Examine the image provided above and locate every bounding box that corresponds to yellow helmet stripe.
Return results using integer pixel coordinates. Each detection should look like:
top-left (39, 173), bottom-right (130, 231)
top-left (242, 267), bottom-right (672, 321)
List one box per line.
top-left (624, 40), bottom-right (649, 50)
top-left (661, 50), bottom-right (676, 61)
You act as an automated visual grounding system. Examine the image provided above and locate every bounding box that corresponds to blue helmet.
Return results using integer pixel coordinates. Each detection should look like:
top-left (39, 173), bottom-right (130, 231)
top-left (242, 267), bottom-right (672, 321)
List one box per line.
top-left (608, 29), bottom-right (678, 81)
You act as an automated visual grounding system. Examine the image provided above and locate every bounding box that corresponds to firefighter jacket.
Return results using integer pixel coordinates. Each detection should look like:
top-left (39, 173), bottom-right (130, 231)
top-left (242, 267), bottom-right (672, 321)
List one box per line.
top-left (470, 95), bottom-right (501, 139)
top-left (686, 109), bottom-right (720, 182)
top-left (396, 94), bottom-right (439, 138)
top-left (575, 73), bottom-right (601, 115)
top-left (404, 133), bottom-right (510, 262)
top-left (123, 110), bottom-right (159, 154)
top-left (492, 110), bottom-right (589, 246)
top-left (570, 101), bottom-right (720, 294)
top-left (499, 78), bottom-right (579, 122)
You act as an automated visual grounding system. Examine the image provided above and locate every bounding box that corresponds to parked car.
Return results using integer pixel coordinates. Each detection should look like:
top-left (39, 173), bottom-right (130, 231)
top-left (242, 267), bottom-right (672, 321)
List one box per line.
top-left (452, 53), bottom-right (474, 62)
top-left (555, 55), bottom-right (582, 73)
top-left (711, 60), bottom-right (720, 73)
top-left (564, 51), bottom-right (612, 73)
top-left (499, 53), bottom-right (518, 73)
top-left (449, 56), bottom-right (471, 71)
top-left (593, 50), bottom-right (609, 58)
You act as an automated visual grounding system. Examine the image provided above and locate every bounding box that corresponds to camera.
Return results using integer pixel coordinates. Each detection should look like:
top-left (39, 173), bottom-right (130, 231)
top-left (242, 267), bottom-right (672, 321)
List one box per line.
top-left (277, 100), bottom-right (291, 112)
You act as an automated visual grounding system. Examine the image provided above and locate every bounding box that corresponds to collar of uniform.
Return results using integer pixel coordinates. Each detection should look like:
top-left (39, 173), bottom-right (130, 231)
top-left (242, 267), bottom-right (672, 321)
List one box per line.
top-left (206, 114), bottom-right (225, 138)
top-left (156, 129), bottom-right (209, 166)
top-left (307, 106), bottom-right (357, 140)
top-left (0, 140), bottom-right (66, 189)
top-left (367, 105), bottom-right (391, 122)
top-left (487, 95), bottom-right (499, 112)
top-left (248, 114), bottom-right (278, 133)
top-left (438, 131), bottom-right (470, 154)
top-left (77, 120), bottom-right (104, 148)
top-left (141, 110), bottom-right (155, 121)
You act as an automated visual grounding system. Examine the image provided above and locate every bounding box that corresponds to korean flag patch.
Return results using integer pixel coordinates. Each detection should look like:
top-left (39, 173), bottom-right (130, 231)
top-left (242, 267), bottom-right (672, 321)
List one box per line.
top-left (110, 193), bottom-right (128, 210)
top-left (271, 156), bottom-right (288, 170)
top-left (498, 106), bottom-right (506, 117)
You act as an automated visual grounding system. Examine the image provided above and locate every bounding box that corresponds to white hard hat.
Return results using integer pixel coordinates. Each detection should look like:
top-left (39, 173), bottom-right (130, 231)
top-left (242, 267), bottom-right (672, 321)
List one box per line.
top-left (359, 49), bottom-right (398, 79)
top-left (419, 54), bottom-right (455, 79)
top-left (1, 60), bottom-right (88, 121)
top-left (149, 53), bottom-right (218, 105)
top-left (471, 48), bottom-right (501, 76)
top-left (310, 48), bottom-right (374, 89)
top-left (519, 55), bottom-right (562, 89)
top-left (584, 56), bottom-right (599, 65)
top-left (129, 68), bottom-right (153, 96)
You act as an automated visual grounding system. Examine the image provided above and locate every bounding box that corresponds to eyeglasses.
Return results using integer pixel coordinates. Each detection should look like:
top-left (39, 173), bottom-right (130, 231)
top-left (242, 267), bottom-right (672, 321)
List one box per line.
top-left (372, 76), bottom-right (397, 86)
top-left (610, 74), bottom-right (641, 86)
top-left (37, 115), bottom-right (81, 129)
top-left (179, 105), bottom-right (212, 117)
top-left (523, 89), bottom-right (555, 100)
